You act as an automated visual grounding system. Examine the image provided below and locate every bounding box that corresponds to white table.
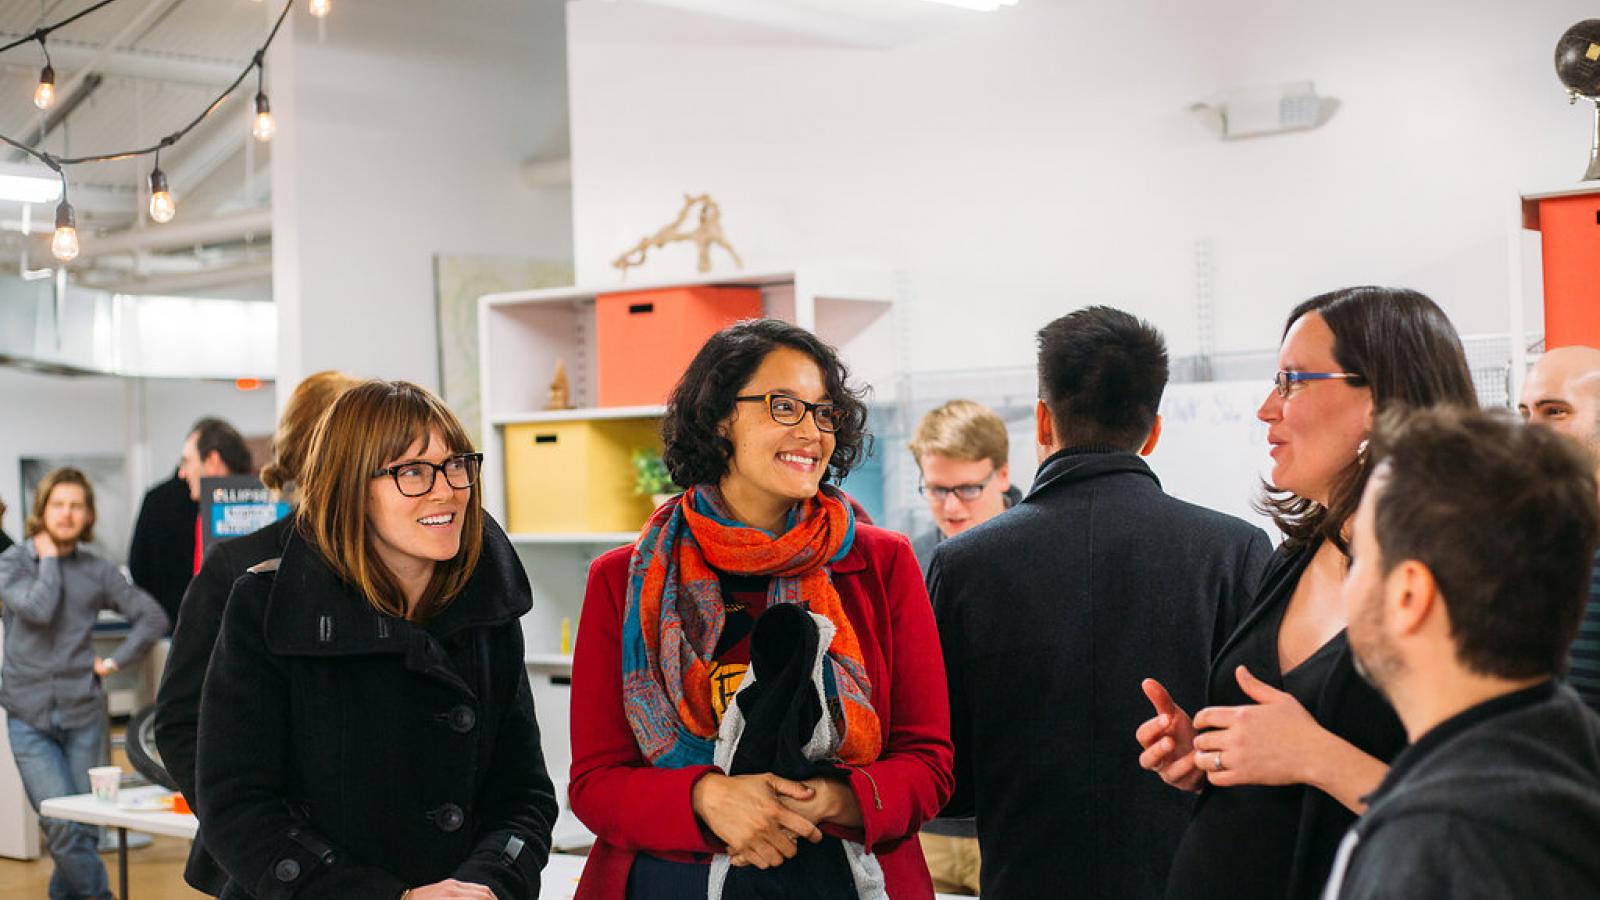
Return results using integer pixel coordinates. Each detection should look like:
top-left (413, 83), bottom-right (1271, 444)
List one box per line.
top-left (41, 785), bottom-right (194, 899)
top-left (37, 791), bottom-right (970, 899)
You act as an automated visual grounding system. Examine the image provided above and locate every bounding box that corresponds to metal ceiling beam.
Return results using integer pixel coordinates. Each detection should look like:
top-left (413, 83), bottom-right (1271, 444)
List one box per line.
top-left (0, 43), bottom-right (239, 88)
top-left (52, 0), bottom-right (187, 103)
top-left (9, 73), bottom-right (104, 162)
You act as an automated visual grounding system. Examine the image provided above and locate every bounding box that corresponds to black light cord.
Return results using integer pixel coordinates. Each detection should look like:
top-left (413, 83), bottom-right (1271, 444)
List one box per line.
top-left (0, 0), bottom-right (295, 172)
top-left (0, 0), bottom-right (123, 57)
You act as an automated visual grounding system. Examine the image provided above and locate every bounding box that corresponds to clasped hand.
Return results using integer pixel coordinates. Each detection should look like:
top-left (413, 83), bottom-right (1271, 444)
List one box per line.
top-left (691, 773), bottom-right (825, 870)
top-left (1137, 666), bottom-right (1320, 791)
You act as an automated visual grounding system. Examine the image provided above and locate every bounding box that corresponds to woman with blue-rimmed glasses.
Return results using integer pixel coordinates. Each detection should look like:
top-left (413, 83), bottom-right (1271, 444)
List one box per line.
top-left (1137, 287), bottom-right (1479, 900)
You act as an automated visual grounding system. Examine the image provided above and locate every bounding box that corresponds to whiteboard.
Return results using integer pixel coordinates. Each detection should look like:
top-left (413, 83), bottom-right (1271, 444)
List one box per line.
top-left (1144, 380), bottom-right (1276, 536)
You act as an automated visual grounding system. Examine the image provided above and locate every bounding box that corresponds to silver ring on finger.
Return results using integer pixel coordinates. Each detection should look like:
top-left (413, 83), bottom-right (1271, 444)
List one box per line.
top-left (1210, 751), bottom-right (1226, 772)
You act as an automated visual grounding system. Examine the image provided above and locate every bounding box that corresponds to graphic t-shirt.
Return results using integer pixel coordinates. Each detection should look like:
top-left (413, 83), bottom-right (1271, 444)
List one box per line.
top-left (709, 571), bottom-right (769, 722)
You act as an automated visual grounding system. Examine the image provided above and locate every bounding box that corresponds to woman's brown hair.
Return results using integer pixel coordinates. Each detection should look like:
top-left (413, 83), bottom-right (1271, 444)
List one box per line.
top-left (1259, 286), bottom-right (1478, 551)
top-left (24, 467), bottom-right (96, 544)
top-left (295, 380), bottom-right (483, 620)
top-left (260, 370), bottom-right (359, 494)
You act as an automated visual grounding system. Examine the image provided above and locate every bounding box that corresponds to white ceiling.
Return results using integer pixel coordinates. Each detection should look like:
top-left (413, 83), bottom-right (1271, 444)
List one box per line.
top-left (0, 0), bottom-right (279, 294)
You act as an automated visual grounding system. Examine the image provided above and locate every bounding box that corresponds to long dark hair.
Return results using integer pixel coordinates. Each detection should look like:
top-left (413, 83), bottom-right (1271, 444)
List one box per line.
top-left (661, 319), bottom-right (871, 488)
top-left (1259, 286), bottom-right (1477, 551)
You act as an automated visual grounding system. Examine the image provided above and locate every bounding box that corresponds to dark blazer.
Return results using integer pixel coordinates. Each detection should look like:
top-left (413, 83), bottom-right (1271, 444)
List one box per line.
top-left (196, 518), bottom-right (557, 899)
top-left (128, 473), bottom-right (199, 628)
top-left (930, 447), bottom-right (1272, 900)
top-left (155, 514), bottom-right (295, 894)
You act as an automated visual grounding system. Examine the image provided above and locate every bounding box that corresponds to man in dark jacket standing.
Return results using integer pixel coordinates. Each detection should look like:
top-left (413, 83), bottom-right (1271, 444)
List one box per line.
top-left (930, 306), bottom-right (1271, 900)
top-left (1324, 407), bottom-right (1600, 900)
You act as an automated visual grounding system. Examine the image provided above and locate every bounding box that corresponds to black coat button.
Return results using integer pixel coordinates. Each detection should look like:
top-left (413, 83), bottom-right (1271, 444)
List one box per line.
top-left (448, 705), bottom-right (476, 733)
top-left (274, 859), bottom-right (301, 882)
top-left (433, 803), bottom-right (464, 832)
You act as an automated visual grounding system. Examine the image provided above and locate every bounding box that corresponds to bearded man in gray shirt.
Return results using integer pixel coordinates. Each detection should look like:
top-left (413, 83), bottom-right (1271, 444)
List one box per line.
top-left (0, 467), bottom-right (167, 900)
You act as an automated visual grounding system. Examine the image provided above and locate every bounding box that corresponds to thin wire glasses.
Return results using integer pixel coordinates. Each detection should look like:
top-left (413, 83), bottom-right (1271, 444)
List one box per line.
top-left (919, 469), bottom-right (998, 502)
top-left (734, 393), bottom-right (844, 433)
top-left (1273, 371), bottom-right (1365, 399)
top-left (373, 452), bottom-right (483, 497)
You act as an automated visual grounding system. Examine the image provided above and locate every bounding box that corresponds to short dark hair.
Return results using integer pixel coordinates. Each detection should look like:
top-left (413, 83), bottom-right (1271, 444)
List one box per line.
top-left (1260, 287), bottom-right (1478, 550)
top-left (661, 319), bottom-right (870, 488)
top-left (1368, 406), bottom-right (1600, 679)
top-left (190, 416), bottom-right (253, 475)
top-left (1036, 306), bottom-right (1169, 451)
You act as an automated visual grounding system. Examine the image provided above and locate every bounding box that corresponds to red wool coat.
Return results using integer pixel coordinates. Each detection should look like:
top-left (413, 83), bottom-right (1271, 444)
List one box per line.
top-left (568, 523), bottom-right (954, 898)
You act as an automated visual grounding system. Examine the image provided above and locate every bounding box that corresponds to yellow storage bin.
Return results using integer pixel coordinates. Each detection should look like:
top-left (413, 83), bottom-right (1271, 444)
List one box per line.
top-left (504, 417), bottom-right (662, 533)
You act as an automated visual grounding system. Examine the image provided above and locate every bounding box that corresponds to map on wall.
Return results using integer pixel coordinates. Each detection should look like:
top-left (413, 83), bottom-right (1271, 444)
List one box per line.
top-left (433, 255), bottom-right (574, 448)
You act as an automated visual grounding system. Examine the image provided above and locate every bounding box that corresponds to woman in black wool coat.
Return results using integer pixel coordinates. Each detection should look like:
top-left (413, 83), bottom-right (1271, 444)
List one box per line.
top-left (196, 380), bottom-right (557, 899)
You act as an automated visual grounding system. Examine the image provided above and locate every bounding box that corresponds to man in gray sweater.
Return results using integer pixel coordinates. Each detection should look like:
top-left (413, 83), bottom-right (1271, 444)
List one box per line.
top-left (1325, 407), bottom-right (1600, 900)
top-left (0, 467), bottom-right (167, 900)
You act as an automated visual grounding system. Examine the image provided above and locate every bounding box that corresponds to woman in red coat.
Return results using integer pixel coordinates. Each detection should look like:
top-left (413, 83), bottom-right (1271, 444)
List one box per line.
top-left (569, 319), bottom-right (954, 899)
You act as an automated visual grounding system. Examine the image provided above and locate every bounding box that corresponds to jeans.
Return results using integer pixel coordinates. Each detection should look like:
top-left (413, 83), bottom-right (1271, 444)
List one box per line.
top-left (7, 711), bottom-right (113, 900)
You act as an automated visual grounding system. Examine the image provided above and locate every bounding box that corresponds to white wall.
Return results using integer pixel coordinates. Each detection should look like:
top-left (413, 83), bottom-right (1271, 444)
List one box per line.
top-left (567, 0), bottom-right (1593, 372)
top-left (0, 368), bottom-right (275, 563)
top-left (273, 0), bottom-right (575, 392)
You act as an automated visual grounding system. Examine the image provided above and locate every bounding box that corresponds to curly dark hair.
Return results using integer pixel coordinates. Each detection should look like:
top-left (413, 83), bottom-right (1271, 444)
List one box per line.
top-left (661, 319), bottom-right (870, 488)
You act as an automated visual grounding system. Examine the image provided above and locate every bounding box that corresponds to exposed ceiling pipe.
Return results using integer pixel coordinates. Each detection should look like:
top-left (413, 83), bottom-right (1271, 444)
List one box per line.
top-left (90, 260), bottom-right (272, 295)
top-left (70, 207), bottom-right (270, 258)
top-left (521, 156), bottom-right (572, 188)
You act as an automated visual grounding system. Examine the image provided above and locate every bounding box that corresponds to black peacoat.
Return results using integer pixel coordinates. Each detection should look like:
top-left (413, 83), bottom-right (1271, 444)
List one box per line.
top-left (195, 517), bottom-right (557, 899)
top-left (930, 447), bottom-right (1273, 900)
top-left (157, 513), bottom-right (296, 894)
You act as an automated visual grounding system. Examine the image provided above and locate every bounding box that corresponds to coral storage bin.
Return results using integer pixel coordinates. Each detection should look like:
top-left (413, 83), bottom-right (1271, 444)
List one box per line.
top-left (595, 287), bottom-right (764, 406)
top-left (504, 418), bottom-right (661, 533)
top-left (1540, 192), bottom-right (1600, 348)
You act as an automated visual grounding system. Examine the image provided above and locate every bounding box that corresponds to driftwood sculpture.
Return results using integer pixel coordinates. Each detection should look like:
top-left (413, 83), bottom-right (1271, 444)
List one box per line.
top-left (612, 193), bottom-right (744, 276)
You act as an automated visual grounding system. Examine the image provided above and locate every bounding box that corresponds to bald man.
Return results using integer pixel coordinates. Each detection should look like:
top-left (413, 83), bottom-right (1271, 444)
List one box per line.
top-left (1519, 344), bottom-right (1600, 714)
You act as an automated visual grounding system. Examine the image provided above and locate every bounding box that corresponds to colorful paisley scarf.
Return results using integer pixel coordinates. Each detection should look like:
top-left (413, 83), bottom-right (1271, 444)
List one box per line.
top-left (622, 483), bottom-right (881, 769)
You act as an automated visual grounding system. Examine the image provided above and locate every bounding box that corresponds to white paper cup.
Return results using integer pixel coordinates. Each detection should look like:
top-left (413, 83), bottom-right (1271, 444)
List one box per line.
top-left (88, 766), bottom-right (121, 804)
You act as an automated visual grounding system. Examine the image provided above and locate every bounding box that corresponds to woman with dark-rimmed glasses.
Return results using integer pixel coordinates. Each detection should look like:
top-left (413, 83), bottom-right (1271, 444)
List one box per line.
top-left (1136, 287), bottom-right (1479, 900)
top-left (196, 380), bottom-right (556, 900)
top-left (568, 318), bottom-right (954, 899)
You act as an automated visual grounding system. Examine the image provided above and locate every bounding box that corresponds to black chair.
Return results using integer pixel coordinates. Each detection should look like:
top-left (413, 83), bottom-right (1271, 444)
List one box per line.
top-left (123, 704), bottom-right (180, 792)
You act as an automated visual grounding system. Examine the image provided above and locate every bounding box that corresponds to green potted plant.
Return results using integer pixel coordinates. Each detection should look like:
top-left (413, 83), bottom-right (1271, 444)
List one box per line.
top-left (632, 448), bottom-right (680, 509)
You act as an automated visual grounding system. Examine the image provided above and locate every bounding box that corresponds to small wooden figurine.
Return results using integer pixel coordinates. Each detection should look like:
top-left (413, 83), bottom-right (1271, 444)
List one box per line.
top-left (546, 358), bottom-right (573, 410)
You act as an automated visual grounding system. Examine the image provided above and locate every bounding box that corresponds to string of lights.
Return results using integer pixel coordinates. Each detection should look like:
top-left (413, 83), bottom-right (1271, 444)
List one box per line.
top-left (0, 0), bottom-right (325, 261)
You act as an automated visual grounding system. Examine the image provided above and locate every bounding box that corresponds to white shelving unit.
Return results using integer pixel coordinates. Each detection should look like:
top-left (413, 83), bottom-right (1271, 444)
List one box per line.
top-left (484, 267), bottom-right (897, 837)
top-left (478, 266), bottom-right (899, 658)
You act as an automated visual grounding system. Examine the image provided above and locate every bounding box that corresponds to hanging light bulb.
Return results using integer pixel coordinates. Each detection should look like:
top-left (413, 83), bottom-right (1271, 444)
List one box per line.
top-left (52, 199), bottom-right (79, 262)
top-left (148, 166), bottom-right (176, 223)
top-left (34, 64), bottom-right (56, 110)
top-left (309, 0), bottom-right (331, 17)
top-left (252, 92), bottom-right (275, 142)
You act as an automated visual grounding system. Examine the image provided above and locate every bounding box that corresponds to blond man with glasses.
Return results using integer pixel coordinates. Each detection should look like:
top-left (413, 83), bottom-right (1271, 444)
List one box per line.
top-left (906, 399), bottom-right (1018, 895)
top-left (907, 400), bottom-right (1019, 583)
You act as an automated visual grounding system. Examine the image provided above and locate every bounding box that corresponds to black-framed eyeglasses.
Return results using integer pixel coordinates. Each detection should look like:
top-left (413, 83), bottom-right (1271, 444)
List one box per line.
top-left (735, 393), bottom-right (844, 433)
top-left (1273, 371), bottom-right (1365, 399)
top-left (373, 452), bottom-right (483, 497)
top-left (919, 469), bottom-right (998, 502)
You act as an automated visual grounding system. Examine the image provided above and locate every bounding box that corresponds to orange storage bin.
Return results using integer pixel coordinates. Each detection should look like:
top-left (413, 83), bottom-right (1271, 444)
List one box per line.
top-left (1540, 192), bottom-right (1600, 349)
top-left (504, 417), bottom-right (662, 533)
top-left (595, 287), bottom-right (764, 407)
